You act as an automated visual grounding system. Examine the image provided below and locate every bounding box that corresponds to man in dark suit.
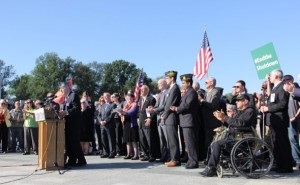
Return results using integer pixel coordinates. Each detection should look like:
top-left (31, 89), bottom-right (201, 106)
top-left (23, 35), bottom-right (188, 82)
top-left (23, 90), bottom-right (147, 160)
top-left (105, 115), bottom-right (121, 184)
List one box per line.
top-left (170, 74), bottom-right (200, 169)
top-left (161, 71), bottom-right (181, 167)
top-left (138, 85), bottom-right (159, 162)
top-left (261, 69), bottom-right (294, 173)
top-left (199, 77), bottom-right (222, 158)
top-left (59, 82), bottom-right (86, 167)
top-left (99, 92), bottom-right (117, 158)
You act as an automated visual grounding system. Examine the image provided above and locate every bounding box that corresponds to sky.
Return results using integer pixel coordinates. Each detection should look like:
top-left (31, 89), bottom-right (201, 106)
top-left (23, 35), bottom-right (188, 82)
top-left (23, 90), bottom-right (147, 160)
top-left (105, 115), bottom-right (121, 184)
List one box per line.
top-left (1, 1), bottom-right (299, 94)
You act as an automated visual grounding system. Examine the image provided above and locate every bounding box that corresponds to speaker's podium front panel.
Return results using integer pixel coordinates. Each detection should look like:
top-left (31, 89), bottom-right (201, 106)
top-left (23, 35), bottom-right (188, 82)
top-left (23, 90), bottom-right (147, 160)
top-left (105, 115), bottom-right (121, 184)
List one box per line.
top-left (38, 109), bottom-right (65, 170)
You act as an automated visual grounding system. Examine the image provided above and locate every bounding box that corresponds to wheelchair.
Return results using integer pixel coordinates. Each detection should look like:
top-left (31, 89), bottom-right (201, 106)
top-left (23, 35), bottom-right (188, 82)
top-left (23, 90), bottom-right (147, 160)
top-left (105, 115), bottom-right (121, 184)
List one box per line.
top-left (215, 126), bottom-right (274, 179)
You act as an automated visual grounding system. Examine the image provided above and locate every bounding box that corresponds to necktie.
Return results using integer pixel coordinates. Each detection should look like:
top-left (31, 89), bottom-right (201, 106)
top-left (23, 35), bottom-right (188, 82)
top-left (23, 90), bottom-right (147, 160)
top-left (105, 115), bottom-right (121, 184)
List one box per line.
top-left (140, 98), bottom-right (144, 110)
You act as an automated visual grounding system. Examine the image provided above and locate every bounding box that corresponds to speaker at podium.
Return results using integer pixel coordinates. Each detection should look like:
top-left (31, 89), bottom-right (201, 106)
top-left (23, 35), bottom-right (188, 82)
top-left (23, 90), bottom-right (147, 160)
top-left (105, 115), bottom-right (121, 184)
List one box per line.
top-left (37, 108), bottom-right (65, 170)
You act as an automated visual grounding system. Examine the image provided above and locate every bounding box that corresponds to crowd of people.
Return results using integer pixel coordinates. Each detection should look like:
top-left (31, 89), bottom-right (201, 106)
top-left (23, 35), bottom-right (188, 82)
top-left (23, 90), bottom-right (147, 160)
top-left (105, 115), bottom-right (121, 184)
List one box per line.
top-left (0, 69), bottom-right (300, 177)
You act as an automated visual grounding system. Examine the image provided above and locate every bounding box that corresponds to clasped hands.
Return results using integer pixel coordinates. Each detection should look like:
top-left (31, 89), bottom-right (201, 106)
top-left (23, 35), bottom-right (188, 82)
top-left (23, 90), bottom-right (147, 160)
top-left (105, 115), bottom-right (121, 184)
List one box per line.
top-left (213, 110), bottom-right (225, 123)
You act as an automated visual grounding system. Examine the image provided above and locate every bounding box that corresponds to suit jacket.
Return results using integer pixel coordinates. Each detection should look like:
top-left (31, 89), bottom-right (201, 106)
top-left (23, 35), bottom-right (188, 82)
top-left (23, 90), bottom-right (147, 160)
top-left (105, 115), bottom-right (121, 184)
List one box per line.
top-left (138, 94), bottom-right (157, 129)
top-left (64, 91), bottom-right (81, 124)
top-left (176, 87), bottom-right (200, 128)
top-left (200, 87), bottom-right (221, 129)
top-left (162, 83), bottom-right (181, 126)
top-left (293, 88), bottom-right (300, 101)
top-left (154, 89), bottom-right (168, 123)
top-left (99, 102), bottom-right (117, 128)
top-left (266, 81), bottom-right (290, 128)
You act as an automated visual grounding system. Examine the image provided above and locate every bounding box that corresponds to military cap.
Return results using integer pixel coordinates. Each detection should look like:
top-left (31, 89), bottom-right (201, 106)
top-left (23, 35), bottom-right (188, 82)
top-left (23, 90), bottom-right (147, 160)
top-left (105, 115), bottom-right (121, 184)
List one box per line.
top-left (226, 103), bottom-right (237, 111)
top-left (235, 94), bottom-right (250, 101)
top-left (165, 71), bottom-right (177, 78)
top-left (180, 74), bottom-right (193, 82)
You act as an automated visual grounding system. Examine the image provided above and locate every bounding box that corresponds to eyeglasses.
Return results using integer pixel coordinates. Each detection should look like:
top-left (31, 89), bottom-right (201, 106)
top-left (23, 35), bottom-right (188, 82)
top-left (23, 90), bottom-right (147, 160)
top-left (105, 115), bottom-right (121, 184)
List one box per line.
top-left (111, 96), bottom-right (115, 98)
top-left (284, 79), bottom-right (292, 81)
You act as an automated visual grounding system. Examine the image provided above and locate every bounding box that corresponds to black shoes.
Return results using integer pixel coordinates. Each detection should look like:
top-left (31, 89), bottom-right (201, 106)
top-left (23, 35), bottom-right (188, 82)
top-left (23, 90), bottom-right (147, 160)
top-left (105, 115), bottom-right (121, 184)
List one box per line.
top-left (200, 167), bottom-right (217, 177)
top-left (148, 157), bottom-right (156, 162)
top-left (124, 156), bottom-right (131, 160)
top-left (23, 152), bottom-right (30, 155)
top-left (108, 155), bottom-right (115, 159)
top-left (185, 164), bottom-right (199, 169)
top-left (131, 156), bottom-right (139, 160)
top-left (140, 156), bottom-right (149, 161)
top-left (65, 162), bottom-right (76, 167)
top-left (275, 168), bottom-right (294, 173)
top-left (76, 161), bottom-right (87, 167)
top-left (100, 154), bottom-right (109, 158)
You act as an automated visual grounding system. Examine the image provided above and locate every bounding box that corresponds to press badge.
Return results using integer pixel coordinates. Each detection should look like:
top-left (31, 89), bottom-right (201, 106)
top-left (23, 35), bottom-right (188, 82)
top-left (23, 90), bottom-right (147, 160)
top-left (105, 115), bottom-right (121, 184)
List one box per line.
top-left (270, 93), bottom-right (275, 102)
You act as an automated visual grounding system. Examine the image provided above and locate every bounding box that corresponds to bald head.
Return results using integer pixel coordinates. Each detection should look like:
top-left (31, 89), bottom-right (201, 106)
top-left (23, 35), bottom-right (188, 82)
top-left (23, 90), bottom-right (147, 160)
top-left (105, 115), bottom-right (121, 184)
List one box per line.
top-left (158, 78), bottom-right (167, 91)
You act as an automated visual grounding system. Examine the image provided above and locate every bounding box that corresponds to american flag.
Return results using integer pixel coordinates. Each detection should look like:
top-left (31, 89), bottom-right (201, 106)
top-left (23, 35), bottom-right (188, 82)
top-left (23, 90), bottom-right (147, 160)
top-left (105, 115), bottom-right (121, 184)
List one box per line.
top-left (193, 31), bottom-right (213, 80)
top-left (134, 69), bottom-right (144, 101)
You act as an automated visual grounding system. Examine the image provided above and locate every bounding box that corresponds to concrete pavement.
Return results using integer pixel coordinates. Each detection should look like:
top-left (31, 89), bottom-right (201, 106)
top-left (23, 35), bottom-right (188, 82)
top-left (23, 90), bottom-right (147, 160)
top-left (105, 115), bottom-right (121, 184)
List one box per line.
top-left (0, 152), bottom-right (299, 185)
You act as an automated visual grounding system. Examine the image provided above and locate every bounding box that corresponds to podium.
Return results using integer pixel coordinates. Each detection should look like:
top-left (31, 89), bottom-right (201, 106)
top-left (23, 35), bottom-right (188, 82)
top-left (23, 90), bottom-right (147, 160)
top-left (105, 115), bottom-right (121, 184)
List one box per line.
top-left (38, 109), bottom-right (65, 170)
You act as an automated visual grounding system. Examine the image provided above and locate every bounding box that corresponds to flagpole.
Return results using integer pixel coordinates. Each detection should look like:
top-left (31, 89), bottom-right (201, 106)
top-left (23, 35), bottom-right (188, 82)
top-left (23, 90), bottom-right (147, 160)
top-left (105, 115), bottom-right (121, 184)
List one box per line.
top-left (204, 25), bottom-right (208, 79)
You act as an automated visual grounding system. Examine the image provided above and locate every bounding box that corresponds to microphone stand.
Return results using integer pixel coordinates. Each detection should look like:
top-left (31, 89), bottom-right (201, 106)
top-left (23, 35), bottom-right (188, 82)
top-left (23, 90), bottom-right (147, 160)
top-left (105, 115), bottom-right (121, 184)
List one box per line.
top-left (52, 108), bottom-right (64, 174)
top-left (261, 89), bottom-right (265, 141)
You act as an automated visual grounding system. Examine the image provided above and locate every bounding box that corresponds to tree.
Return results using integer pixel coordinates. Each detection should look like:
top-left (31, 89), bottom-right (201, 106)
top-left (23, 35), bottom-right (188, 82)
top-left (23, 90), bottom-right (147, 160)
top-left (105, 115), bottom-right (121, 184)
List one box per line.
top-left (27, 53), bottom-right (76, 99)
top-left (86, 61), bottom-right (105, 99)
top-left (9, 74), bottom-right (32, 100)
top-left (0, 60), bottom-right (16, 99)
top-left (73, 62), bottom-right (100, 100)
top-left (100, 60), bottom-right (154, 97)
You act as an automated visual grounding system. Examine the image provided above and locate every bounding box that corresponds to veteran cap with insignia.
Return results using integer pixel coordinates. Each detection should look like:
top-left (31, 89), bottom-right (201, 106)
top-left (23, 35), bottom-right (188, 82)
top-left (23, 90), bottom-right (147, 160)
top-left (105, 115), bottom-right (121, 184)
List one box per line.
top-left (165, 71), bottom-right (178, 79)
top-left (180, 74), bottom-right (193, 82)
top-left (226, 103), bottom-right (237, 111)
top-left (235, 94), bottom-right (250, 101)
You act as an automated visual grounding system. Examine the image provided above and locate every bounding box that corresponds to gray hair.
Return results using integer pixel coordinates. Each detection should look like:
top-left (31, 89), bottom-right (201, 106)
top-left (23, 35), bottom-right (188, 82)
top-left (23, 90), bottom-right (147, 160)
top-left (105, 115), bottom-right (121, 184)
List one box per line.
top-left (271, 69), bottom-right (283, 79)
top-left (208, 77), bottom-right (217, 86)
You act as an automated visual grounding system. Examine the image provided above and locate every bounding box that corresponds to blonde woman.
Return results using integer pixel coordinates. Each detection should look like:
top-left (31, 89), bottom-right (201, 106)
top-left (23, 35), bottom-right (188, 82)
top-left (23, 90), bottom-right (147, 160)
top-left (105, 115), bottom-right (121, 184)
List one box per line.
top-left (80, 99), bottom-right (94, 155)
top-left (23, 99), bottom-right (38, 155)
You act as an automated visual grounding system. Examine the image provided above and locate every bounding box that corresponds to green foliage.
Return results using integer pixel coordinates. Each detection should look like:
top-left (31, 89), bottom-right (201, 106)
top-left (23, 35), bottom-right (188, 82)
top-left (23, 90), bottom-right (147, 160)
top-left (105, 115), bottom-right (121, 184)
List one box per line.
top-left (0, 60), bottom-right (16, 99)
top-left (8, 54), bottom-right (158, 101)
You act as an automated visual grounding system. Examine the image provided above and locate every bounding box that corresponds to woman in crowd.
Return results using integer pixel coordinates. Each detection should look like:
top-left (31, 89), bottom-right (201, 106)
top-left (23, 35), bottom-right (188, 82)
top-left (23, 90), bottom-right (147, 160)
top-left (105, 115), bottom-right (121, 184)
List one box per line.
top-left (80, 99), bottom-right (94, 155)
top-left (23, 99), bottom-right (38, 155)
top-left (112, 93), bottom-right (125, 156)
top-left (119, 93), bottom-right (139, 160)
top-left (94, 96), bottom-right (105, 155)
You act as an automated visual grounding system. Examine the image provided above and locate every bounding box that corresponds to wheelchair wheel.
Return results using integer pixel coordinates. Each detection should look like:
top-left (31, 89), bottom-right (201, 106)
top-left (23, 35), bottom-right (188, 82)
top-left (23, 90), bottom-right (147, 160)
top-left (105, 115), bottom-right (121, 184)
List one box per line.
top-left (230, 137), bottom-right (273, 179)
top-left (216, 164), bottom-right (223, 178)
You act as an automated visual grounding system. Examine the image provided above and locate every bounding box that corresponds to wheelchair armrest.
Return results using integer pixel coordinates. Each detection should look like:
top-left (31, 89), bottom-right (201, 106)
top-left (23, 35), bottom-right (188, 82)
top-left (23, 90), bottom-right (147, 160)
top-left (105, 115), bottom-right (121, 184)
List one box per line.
top-left (233, 126), bottom-right (252, 132)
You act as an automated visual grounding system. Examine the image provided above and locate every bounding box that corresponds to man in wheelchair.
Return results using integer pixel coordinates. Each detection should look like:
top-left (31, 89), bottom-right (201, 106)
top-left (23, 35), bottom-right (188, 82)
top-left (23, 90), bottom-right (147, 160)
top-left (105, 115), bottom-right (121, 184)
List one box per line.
top-left (201, 94), bottom-right (257, 177)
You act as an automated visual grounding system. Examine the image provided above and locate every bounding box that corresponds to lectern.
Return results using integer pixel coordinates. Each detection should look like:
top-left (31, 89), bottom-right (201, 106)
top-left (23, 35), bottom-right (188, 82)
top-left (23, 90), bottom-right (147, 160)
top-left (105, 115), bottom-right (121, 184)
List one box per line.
top-left (38, 109), bottom-right (65, 170)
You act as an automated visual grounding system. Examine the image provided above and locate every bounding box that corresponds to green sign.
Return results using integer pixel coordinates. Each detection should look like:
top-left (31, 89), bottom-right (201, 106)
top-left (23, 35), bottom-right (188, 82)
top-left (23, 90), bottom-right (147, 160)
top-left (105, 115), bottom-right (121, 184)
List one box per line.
top-left (251, 42), bottom-right (281, 80)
